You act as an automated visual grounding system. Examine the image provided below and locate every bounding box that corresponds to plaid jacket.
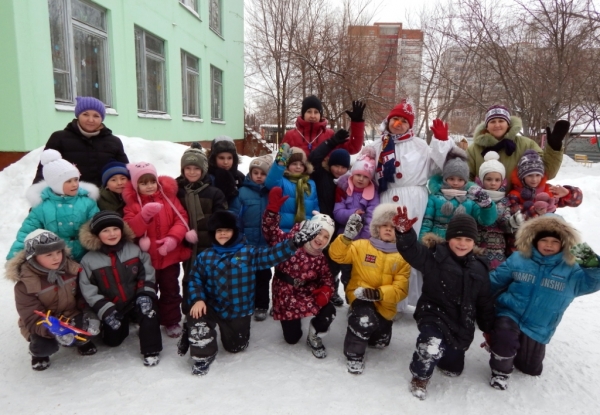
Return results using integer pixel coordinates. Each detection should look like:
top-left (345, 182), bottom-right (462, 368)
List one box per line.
top-left (188, 239), bottom-right (296, 319)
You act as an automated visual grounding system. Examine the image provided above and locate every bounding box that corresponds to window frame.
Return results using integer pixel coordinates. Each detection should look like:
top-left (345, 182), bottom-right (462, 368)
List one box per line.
top-left (179, 0), bottom-right (199, 18)
top-left (209, 0), bottom-right (222, 36)
top-left (134, 26), bottom-right (168, 114)
top-left (181, 50), bottom-right (201, 118)
top-left (210, 65), bottom-right (223, 121)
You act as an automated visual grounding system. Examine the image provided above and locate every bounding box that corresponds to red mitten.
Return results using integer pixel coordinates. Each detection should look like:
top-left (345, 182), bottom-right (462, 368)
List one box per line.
top-left (480, 332), bottom-right (492, 353)
top-left (430, 118), bottom-right (449, 141)
top-left (156, 237), bottom-right (177, 256)
top-left (141, 202), bottom-right (162, 222)
top-left (312, 286), bottom-right (333, 307)
top-left (392, 206), bottom-right (418, 233)
top-left (266, 187), bottom-right (289, 213)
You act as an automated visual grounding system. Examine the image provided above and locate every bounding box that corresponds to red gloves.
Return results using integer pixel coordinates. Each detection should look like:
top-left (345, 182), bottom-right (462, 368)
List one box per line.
top-left (312, 286), bottom-right (333, 307)
top-left (141, 202), bottom-right (162, 222)
top-left (392, 206), bottom-right (418, 233)
top-left (156, 237), bottom-right (177, 256)
top-left (266, 187), bottom-right (289, 213)
top-left (480, 332), bottom-right (492, 352)
top-left (430, 118), bottom-right (449, 141)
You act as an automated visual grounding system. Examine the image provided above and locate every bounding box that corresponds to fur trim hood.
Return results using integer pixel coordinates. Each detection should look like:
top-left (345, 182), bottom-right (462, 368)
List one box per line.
top-left (79, 220), bottom-right (136, 251)
top-left (4, 248), bottom-right (78, 283)
top-left (369, 203), bottom-right (397, 238)
top-left (515, 214), bottom-right (580, 264)
top-left (122, 175), bottom-right (178, 205)
top-left (421, 232), bottom-right (485, 256)
top-left (473, 116), bottom-right (523, 148)
top-left (26, 180), bottom-right (100, 207)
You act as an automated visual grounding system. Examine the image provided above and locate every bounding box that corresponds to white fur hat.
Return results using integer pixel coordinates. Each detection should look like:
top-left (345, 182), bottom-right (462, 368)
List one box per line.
top-left (369, 203), bottom-right (398, 239)
top-left (309, 211), bottom-right (335, 245)
top-left (478, 151), bottom-right (506, 180)
top-left (41, 149), bottom-right (80, 195)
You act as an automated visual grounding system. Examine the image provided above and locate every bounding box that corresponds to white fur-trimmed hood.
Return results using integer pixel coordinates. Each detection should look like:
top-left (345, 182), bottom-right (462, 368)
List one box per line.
top-left (25, 180), bottom-right (99, 207)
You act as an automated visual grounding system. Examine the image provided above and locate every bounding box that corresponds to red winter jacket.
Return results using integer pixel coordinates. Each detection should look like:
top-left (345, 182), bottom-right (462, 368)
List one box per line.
top-left (123, 176), bottom-right (191, 270)
top-left (282, 116), bottom-right (365, 155)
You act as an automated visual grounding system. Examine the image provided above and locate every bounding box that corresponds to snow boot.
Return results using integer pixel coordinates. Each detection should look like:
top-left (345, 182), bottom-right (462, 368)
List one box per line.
top-left (31, 356), bottom-right (50, 371)
top-left (77, 341), bottom-right (97, 356)
top-left (254, 308), bottom-right (268, 322)
top-left (165, 323), bottom-right (182, 338)
top-left (306, 321), bottom-right (327, 359)
top-left (490, 371), bottom-right (510, 390)
top-left (143, 352), bottom-right (160, 367)
top-left (437, 366), bottom-right (460, 377)
top-left (347, 357), bottom-right (365, 375)
top-left (330, 292), bottom-right (344, 307)
top-left (410, 376), bottom-right (429, 400)
top-left (192, 355), bottom-right (215, 376)
top-left (177, 323), bottom-right (190, 356)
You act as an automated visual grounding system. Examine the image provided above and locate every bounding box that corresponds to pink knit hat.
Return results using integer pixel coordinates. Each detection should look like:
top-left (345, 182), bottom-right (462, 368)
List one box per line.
top-left (127, 162), bottom-right (158, 190)
top-left (348, 147), bottom-right (376, 200)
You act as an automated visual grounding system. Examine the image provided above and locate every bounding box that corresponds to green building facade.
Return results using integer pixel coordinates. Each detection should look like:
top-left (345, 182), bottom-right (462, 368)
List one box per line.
top-left (0, 0), bottom-right (244, 153)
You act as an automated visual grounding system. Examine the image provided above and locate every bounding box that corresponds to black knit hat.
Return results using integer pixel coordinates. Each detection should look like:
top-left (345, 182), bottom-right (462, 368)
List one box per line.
top-left (207, 211), bottom-right (240, 246)
top-left (533, 230), bottom-right (562, 247)
top-left (301, 95), bottom-right (323, 116)
top-left (446, 214), bottom-right (478, 241)
top-left (90, 211), bottom-right (124, 235)
top-left (328, 149), bottom-right (351, 168)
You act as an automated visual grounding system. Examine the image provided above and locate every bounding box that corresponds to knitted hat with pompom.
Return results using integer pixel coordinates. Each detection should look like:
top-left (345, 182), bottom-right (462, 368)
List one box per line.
top-left (41, 149), bottom-right (80, 195)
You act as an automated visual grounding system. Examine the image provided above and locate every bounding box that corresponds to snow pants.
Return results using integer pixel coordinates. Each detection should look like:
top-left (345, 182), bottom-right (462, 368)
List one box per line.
top-left (155, 263), bottom-right (182, 327)
top-left (410, 324), bottom-right (465, 380)
top-left (280, 302), bottom-right (336, 344)
top-left (255, 268), bottom-right (272, 310)
top-left (186, 305), bottom-right (251, 361)
top-left (344, 300), bottom-right (393, 360)
top-left (489, 316), bottom-right (546, 376)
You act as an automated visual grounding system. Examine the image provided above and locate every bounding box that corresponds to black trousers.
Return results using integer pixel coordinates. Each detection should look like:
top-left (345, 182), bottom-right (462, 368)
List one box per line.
top-left (186, 305), bottom-right (251, 361)
top-left (29, 313), bottom-right (91, 357)
top-left (255, 268), bottom-right (272, 310)
top-left (410, 324), bottom-right (466, 379)
top-left (489, 316), bottom-right (546, 376)
top-left (280, 302), bottom-right (336, 344)
top-left (102, 299), bottom-right (162, 355)
top-left (325, 246), bottom-right (352, 294)
top-left (344, 300), bottom-right (393, 359)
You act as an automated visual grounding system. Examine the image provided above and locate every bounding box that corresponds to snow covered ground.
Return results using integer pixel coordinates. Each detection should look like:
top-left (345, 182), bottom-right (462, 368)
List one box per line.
top-left (1, 137), bottom-right (599, 414)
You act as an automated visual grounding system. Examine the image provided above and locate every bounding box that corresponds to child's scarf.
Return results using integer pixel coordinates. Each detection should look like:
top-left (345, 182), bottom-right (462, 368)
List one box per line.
top-left (284, 171), bottom-right (311, 223)
top-left (376, 130), bottom-right (413, 193)
top-left (28, 256), bottom-right (68, 287)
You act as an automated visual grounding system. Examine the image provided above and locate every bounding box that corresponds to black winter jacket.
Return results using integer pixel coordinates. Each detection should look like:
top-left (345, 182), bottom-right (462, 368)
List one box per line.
top-left (34, 120), bottom-right (129, 187)
top-left (395, 229), bottom-right (495, 350)
top-left (308, 138), bottom-right (340, 218)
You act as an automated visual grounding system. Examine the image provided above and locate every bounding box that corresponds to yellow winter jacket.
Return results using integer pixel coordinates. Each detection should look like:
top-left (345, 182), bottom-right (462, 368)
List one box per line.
top-left (329, 235), bottom-right (411, 320)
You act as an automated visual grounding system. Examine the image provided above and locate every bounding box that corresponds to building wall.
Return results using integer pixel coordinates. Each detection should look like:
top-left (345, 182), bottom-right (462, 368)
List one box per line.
top-left (0, 0), bottom-right (244, 153)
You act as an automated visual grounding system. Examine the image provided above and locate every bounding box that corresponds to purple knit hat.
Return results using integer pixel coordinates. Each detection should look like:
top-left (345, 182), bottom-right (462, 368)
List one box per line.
top-left (75, 96), bottom-right (106, 121)
top-left (485, 105), bottom-right (511, 127)
top-left (517, 150), bottom-right (544, 181)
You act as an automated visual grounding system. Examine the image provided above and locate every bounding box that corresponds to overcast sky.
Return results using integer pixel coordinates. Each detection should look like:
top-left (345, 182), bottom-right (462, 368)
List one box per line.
top-left (361, 0), bottom-right (440, 27)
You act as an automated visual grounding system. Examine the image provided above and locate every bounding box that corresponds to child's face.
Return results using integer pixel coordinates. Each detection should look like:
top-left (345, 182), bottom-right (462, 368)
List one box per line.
top-left (352, 173), bottom-right (370, 189)
top-left (287, 161), bottom-right (306, 174)
top-left (35, 250), bottom-right (63, 270)
top-left (309, 229), bottom-right (330, 250)
top-left (77, 110), bottom-right (103, 133)
top-left (537, 236), bottom-right (561, 256)
top-left (524, 173), bottom-right (543, 188)
top-left (184, 166), bottom-right (203, 183)
top-left (99, 226), bottom-right (122, 246)
top-left (448, 236), bottom-right (475, 257)
top-left (138, 179), bottom-right (157, 195)
top-left (483, 172), bottom-right (502, 191)
top-left (216, 153), bottom-right (234, 170)
top-left (487, 118), bottom-right (510, 139)
top-left (106, 174), bottom-right (129, 194)
top-left (388, 116), bottom-right (410, 135)
top-left (215, 228), bottom-right (234, 245)
top-left (378, 224), bottom-right (396, 242)
top-left (63, 177), bottom-right (80, 196)
top-left (445, 176), bottom-right (466, 190)
top-left (330, 165), bottom-right (348, 179)
top-left (303, 108), bottom-right (320, 123)
top-left (250, 168), bottom-right (267, 185)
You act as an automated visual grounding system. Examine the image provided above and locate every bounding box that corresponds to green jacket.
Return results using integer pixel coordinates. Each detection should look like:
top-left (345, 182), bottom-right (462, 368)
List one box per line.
top-left (467, 116), bottom-right (563, 191)
top-left (98, 187), bottom-right (125, 216)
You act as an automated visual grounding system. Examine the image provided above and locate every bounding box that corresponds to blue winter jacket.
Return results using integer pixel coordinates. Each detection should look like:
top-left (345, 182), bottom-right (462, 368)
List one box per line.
top-left (265, 163), bottom-right (319, 233)
top-left (232, 175), bottom-right (269, 246)
top-left (491, 248), bottom-right (600, 344)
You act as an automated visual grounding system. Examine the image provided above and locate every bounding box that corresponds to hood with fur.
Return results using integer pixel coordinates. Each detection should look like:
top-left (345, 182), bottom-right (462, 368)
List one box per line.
top-left (421, 232), bottom-right (485, 256)
top-left (25, 180), bottom-right (99, 208)
top-left (515, 214), bottom-right (580, 264)
top-left (79, 220), bottom-right (136, 252)
top-left (4, 248), bottom-right (78, 283)
top-left (473, 116), bottom-right (523, 148)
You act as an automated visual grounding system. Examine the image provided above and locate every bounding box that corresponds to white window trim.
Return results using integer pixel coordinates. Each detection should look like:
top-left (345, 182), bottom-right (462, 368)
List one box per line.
top-left (211, 120), bottom-right (226, 125)
top-left (135, 27), bottom-right (168, 114)
top-left (183, 116), bottom-right (204, 122)
top-left (181, 51), bottom-right (201, 118)
top-left (55, 103), bottom-right (118, 116)
top-left (137, 113), bottom-right (172, 120)
top-left (179, 1), bottom-right (200, 19)
top-left (210, 65), bottom-right (224, 121)
top-left (209, 0), bottom-right (222, 37)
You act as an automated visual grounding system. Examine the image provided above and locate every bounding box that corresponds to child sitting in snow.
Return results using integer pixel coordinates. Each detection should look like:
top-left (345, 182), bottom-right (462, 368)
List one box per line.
top-left (486, 215), bottom-right (600, 390)
top-left (97, 161), bottom-right (130, 216)
top-left (7, 149), bottom-right (100, 262)
top-left (206, 136), bottom-right (245, 211)
top-left (265, 144), bottom-right (319, 232)
top-left (328, 204), bottom-right (411, 374)
top-left (6, 230), bottom-right (100, 371)
top-left (79, 211), bottom-right (162, 366)
top-left (394, 210), bottom-right (495, 400)
top-left (183, 210), bottom-right (321, 376)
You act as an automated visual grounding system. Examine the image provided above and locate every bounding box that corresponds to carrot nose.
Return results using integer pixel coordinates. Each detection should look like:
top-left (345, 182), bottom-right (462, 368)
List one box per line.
top-left (393, 119), bottom-right (402, 128)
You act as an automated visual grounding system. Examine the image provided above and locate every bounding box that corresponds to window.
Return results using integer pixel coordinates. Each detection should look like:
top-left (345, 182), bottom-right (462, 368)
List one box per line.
top-left (48, 0), bottom-right (111, 105)
top-left (179, 0), bottom-right (198, 14)
top-left (209, 0), bottom-right (221, 35)
top-left (210, 65), bottom-right (223, 120)
top-left (134, 27), bottom-right (167, 113)
top-left (181, 51), bottom-right (200, 117)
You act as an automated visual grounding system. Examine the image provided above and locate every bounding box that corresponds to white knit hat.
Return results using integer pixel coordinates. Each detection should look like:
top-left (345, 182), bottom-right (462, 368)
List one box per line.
top-left (24, 229), bottom-right (66, 260)
top-left (309, 211), bottom-right (335, 245)
top-left (41, 149), bottom-right (80, 195)
top-left (478, 151), bottom-right (506, 181)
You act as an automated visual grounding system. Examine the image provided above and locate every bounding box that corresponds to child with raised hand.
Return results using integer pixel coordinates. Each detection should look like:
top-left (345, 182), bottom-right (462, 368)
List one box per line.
top-left (231, 154), bottom-right (274, 321)
top-left (98, 161), bottom-right (130, 215)
top-left (474, 151), bottom-right (513, 269)
top-left (328, 204), bottom-right (411, 374)
top-left (262, 187), bottom-right (336, 358)
top-left (183, 210), bottom-right (322, 376)
top-left (206, 136), bottom-right (245, 210)
top-left (419, 146), bottom-right (497, 240)
top-left (486, 215), bottom-right (600, 391)
top-left (393, 209), bottom-right (495, 400)
top-left (5, 230), bottom-right (100, 371)
top-left (7, 149), bottom-right (100, 262)
top-left (265, 144), bottom-right (319, 232)
top-left (79, 211), bottom-right (162, 366)
top-left (122, 161), bottom-right (196, 338)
